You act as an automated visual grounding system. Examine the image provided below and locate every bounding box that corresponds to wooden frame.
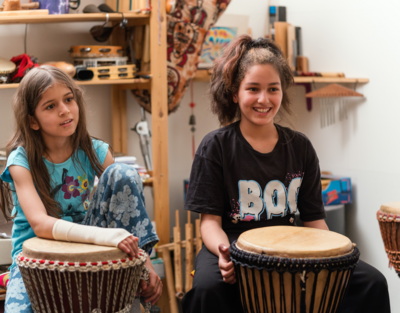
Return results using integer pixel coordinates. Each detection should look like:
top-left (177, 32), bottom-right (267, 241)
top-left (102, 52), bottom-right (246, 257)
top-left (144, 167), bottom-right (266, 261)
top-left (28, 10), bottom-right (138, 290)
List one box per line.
top-left (0, 10), bottom-right (170, 245)
top-left (103, 1), bottom-right (170, 247)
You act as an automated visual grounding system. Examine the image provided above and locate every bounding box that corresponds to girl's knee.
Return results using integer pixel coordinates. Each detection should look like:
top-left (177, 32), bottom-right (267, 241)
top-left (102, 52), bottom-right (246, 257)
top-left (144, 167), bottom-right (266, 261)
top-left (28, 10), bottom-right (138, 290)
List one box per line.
top-left (102, 163), bottom-right (142, 189)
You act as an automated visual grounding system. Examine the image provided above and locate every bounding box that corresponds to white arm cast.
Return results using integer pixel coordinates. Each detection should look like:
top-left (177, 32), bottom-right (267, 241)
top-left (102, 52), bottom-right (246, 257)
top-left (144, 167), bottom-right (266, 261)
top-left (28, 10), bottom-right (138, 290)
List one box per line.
top-left (52, 219), bottom-right (132, 247)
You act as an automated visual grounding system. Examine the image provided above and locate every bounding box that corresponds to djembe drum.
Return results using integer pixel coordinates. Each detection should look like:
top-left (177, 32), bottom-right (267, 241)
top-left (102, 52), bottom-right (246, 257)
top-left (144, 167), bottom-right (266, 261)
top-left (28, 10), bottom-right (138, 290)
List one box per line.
top-left (229, 226), bottom-right (360, 313)
top-left (0, 57), bottom-right (16, 84)
top-left (17, 237), bottom-right (150, 313)
top-left (377, 202), bottom-right (400, 277)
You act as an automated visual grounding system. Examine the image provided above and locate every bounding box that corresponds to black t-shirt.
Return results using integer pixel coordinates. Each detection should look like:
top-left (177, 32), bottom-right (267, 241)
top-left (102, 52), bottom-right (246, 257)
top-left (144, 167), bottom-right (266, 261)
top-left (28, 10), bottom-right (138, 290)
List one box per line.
top-left (185, 121), bottom-right (326, 240)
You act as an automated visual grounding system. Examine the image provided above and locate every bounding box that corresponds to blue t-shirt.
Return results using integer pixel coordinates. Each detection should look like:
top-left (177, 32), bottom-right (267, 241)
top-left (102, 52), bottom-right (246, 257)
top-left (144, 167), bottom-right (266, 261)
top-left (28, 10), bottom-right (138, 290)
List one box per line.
top-left (0, 139), bottom-right (109, 269)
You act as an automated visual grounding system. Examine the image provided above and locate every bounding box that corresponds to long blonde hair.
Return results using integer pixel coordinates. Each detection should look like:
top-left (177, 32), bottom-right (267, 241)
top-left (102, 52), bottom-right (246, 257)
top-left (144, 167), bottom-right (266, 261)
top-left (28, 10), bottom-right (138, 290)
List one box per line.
top-left (0, 65), bottom-right (107, 221)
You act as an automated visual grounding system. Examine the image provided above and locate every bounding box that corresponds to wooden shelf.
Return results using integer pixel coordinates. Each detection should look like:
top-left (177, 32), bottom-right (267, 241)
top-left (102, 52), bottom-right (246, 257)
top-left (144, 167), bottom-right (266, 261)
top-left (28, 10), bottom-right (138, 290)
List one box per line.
top-left (193, 70), bottom-right (369, 84)
top-left (0, 78), bottom-right (150, 89)
top-left (0, 12), bottom-right (149, 25)
top-left (294, 77), bottom-right (369, 84)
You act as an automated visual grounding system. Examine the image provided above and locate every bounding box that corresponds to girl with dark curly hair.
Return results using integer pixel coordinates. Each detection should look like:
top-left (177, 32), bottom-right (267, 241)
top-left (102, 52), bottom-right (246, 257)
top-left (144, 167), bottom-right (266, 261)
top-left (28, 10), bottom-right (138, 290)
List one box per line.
top-left (182, 35), bottom-right (390, 313)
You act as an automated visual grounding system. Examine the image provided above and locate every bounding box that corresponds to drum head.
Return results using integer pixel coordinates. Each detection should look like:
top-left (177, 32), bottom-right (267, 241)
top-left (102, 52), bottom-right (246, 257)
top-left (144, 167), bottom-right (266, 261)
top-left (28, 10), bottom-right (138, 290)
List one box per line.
top-left (0, 57), bottom-right (15, 74)
top-left (236, 226), bottom-right (353, 259)
top-left (380, 202), bottom-right (400, 214)
top-left (22, 237), bottom-right (128, 262)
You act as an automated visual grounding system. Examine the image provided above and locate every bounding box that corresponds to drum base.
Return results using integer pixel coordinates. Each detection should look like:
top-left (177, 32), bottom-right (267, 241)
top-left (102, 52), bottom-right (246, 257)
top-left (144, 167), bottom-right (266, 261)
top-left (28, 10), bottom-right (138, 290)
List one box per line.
top-left (230, 242), bottom-right (360, 313)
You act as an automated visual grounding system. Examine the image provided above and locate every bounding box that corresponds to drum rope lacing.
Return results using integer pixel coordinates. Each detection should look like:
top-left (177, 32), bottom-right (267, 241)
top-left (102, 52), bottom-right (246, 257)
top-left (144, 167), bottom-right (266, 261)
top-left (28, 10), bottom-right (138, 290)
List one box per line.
top-left (17, 250), bottom-right (151, 313)
top-left (230, 241), bottom-right (360, 313)
top-left (377, 211), bottom-right (400, 277)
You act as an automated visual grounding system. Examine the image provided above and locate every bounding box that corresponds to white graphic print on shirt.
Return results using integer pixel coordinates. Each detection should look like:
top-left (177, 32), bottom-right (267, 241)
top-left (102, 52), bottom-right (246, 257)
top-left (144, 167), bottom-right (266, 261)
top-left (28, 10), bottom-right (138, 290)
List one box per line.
top-left (235, 177), bottom-right (302, 222)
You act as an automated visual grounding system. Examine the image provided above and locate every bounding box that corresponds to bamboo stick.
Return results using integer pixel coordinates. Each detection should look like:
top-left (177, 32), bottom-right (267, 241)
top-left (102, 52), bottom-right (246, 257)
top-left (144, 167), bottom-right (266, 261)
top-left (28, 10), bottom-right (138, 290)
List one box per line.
top-left (158, 239), bottom-right (199, 251)
top-left (195, 218), bottom-right (202, 255)
top-left (185, 211), bottom-right (194, 292)
top-left (174, 210), bottom-right (184, 299)
top-left (162, 247), bottom-right (179, 313)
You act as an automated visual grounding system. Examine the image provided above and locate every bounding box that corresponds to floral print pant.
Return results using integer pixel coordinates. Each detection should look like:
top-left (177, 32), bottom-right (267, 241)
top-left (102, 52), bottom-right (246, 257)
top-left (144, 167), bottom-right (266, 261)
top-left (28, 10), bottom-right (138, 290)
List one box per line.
top-left (5, 163), bottom-right (159, 313)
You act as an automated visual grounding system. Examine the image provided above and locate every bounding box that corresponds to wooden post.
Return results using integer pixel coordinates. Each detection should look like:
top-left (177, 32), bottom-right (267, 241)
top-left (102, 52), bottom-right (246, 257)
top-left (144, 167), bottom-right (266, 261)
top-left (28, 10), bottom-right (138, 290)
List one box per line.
top-left (173, 210), bottom-right (184, 299)
top-left (150, 0), bottom-right (169, 247)
top-left (185, 211), bottom-right (194, 292)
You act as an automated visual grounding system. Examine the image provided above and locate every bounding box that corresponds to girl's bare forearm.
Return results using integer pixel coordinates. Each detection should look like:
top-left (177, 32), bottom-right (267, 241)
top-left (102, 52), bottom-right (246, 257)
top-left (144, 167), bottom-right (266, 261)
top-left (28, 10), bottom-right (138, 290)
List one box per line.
top-left (200, 214), bottom-right (230, 257)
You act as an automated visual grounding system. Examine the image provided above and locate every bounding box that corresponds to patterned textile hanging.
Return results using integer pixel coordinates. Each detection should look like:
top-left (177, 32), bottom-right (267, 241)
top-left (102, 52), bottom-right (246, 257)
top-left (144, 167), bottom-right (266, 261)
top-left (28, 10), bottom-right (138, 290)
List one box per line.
top-left (131, 0), bottom-right (230, 114)
top-left (188, 80), bottom-right (196, 159)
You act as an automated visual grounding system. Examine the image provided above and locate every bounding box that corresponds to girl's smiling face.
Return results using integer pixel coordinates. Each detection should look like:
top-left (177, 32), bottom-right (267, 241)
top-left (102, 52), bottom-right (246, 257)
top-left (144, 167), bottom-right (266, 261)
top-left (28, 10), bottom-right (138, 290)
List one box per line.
top-left (30, 82), bottom-right (79, 142)
top-left (233, 63), bottom-right (283, 128)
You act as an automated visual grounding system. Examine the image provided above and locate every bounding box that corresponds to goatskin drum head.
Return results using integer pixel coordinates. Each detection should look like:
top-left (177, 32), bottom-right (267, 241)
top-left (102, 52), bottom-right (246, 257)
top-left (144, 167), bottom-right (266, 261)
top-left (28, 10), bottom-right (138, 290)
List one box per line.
top-left (236, 226), bottom-right (353, 259)
top-left (380, 202), bottom-right (400, 214)
top-left (0, 57), bottom-right (15, 74)
top-left (22, 237), bottom-right (128, 262)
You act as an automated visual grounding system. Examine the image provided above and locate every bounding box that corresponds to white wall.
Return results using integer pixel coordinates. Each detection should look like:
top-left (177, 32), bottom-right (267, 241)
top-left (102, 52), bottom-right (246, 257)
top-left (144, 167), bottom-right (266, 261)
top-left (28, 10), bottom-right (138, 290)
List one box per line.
top-left (220, 0), bottom-right (400, 311)
top-left (1, 1), bottom-right (399, 311)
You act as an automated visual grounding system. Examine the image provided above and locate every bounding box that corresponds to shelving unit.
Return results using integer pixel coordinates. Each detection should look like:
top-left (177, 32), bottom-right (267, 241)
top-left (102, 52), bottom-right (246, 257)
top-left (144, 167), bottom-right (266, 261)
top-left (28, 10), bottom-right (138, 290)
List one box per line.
top-left (0, 78), bottom-right (151, 89)
top-left (0, 4), bottom-right (169, 245)
top-left (1, 5), bottom-right (170, 310)
top-left (0, 12), bottom-right (149, 25)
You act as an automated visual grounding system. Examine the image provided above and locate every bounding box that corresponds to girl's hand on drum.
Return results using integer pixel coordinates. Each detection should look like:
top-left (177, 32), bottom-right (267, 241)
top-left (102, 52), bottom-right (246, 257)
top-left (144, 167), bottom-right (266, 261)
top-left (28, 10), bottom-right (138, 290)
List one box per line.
top-left (218, 244), bottom-right (236, 284)
top-left (118, 235), bottom-right (139, 258)
top-left (139, 268), bottom-right (163, 305)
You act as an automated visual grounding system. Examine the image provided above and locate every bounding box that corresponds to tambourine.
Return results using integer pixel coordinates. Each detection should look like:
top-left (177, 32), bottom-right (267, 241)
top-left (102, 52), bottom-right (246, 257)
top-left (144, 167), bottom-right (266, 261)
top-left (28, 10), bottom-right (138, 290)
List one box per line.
top-left (68, 45), bottom-right (124, 58)
top-left (87, 64), bottom-right (137, 80)
top-left (0, 57), bottom-right (16, 84)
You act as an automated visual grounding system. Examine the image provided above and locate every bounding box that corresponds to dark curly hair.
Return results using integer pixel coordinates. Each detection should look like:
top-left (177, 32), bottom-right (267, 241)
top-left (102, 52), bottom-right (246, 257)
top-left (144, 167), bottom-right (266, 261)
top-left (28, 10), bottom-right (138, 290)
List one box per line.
top-left (209, 35), bottom-right (294, 126)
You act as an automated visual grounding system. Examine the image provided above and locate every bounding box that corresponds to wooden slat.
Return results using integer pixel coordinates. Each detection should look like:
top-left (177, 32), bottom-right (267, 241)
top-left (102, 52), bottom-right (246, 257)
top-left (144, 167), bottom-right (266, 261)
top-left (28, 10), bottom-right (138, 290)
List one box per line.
top-left (0, 79), bottom-right (150, 89)
top-left (0, 12), bottom-right (149, 25)
top-left (193, 70), bottom-right (369, 84)
top-left (150, 0), bottom-right (169, 248)
top-left (294, 77), bottom-right (370, 84)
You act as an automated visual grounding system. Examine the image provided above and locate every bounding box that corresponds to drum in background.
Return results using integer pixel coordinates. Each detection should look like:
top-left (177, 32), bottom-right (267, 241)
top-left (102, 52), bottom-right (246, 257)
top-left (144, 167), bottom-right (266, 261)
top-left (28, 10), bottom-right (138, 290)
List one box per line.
top-left (377, 202), bottom-right (400, 277)
top-left (229, 226), bottom-right (359, 313)
top-left (17, 237), bottom-right (150, 313)
top-left (0, 57), bottom-right (16, 84)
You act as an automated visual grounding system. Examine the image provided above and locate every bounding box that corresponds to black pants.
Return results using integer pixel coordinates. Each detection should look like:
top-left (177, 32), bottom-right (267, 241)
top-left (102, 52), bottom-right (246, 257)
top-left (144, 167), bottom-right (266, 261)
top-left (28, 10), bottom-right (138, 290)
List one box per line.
top-left (181, 245), bottom-right (390, 313)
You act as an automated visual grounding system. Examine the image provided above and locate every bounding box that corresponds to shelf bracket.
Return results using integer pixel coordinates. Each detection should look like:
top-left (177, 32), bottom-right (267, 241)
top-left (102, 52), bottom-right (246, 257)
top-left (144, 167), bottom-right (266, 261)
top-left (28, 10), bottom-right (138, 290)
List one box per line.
top-left (295, 82), bottom-right (312, 111)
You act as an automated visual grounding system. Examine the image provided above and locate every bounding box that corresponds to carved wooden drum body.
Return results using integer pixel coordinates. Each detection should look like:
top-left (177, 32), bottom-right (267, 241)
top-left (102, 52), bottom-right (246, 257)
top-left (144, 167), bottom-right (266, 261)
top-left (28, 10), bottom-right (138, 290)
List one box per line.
top-left (229, 226), bottom-right (359, 313)
top-left (377, 202), bottom-right (400, 277)
top-left (17, 237), bottom-right (150, 313)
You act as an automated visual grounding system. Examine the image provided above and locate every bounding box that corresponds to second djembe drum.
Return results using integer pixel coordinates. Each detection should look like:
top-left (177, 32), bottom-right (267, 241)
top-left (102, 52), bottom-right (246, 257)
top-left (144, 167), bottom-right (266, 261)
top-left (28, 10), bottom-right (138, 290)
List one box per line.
top-left (17, 237), bottom-right (150, 313)
top-left (377, 202), bottom-right (400, 277)
top-left (229, 226), bottom-right (359, 313)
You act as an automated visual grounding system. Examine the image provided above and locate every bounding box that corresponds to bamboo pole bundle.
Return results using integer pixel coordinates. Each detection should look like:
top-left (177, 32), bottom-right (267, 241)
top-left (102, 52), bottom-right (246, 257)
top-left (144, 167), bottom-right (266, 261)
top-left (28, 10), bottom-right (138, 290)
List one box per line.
top-left (173, 210), bottom-right (184, 299)
top-left (195, 218), bottom-right (202, 256)
top-left (185, 211), bottom-right (194, 292)
top-left (162, 247), bottom-right (179, 313)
